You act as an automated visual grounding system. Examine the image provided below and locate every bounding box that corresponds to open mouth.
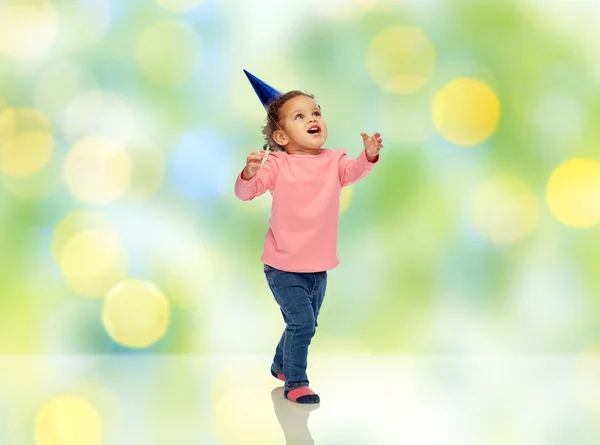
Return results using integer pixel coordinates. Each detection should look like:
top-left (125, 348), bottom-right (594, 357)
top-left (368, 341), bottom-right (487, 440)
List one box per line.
top-left (307, 125), bottom-right (321, 135)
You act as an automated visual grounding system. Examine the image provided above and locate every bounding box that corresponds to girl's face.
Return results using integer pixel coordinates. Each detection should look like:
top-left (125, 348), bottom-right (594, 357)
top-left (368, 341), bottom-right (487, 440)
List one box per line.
top-left (274, 95), bottom-right (328, 154)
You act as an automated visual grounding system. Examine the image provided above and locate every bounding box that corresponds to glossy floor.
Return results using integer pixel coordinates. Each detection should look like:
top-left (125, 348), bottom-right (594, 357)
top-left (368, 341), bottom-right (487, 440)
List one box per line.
top-left (1, 354), bottom-right (598, 444)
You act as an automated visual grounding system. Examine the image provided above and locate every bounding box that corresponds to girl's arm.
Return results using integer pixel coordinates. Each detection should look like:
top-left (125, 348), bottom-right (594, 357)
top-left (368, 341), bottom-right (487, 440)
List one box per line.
top-left (338, 132), bottom-right (383, 187)
top-left (234, 152), bottom-right (279, 201)
top-left (338, 149), bottom-right (376, 187)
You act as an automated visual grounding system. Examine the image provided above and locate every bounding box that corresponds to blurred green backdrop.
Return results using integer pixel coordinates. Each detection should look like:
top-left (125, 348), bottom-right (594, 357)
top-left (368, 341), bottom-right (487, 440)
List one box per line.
top-left (1, 0), bottom-right (599, 355)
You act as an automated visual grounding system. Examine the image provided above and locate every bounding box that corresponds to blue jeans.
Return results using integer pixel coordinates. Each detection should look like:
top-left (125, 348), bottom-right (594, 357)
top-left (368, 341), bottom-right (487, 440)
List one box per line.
top-left (264, 264), bottom-right (327, 391)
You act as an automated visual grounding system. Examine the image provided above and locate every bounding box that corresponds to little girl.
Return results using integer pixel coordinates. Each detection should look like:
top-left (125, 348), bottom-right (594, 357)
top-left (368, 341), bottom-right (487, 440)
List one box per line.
top-left (235, 70), bottom-right (383, 404)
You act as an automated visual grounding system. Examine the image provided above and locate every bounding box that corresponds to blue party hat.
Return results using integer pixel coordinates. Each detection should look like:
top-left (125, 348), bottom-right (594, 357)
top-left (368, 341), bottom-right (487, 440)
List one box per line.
top-left (244, 69), bottom-right (283, 108)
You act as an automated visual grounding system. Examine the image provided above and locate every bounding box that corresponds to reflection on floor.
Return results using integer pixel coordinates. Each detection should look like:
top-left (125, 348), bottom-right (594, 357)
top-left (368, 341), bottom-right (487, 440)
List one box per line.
top-left (1, 354), bottom-right (599, 444)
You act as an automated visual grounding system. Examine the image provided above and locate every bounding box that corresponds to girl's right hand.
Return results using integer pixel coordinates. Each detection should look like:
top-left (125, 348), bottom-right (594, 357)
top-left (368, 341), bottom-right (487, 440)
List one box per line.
top-left (242, 150), bottom-right (266, 180)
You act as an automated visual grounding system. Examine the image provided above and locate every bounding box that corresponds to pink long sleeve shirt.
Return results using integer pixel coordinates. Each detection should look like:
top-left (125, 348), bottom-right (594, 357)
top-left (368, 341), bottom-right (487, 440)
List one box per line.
top-left (234, 148), bottom-right (377, 272)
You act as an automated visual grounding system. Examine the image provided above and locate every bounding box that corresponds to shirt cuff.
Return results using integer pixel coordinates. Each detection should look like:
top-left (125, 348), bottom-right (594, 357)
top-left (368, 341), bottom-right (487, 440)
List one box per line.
top-left (235, 169), bottom-right (257, 196)
top-left (363, 149), bottom-right (379, 165)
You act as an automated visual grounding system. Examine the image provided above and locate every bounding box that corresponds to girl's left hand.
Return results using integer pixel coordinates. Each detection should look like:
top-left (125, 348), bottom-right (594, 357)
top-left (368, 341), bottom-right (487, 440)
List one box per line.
top-left (361, 132), bottom-right (383, 162)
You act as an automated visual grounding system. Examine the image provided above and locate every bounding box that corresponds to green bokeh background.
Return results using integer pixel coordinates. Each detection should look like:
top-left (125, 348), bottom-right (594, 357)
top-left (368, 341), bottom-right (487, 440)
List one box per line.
top-left (1, 0), bottom-right (599, 355)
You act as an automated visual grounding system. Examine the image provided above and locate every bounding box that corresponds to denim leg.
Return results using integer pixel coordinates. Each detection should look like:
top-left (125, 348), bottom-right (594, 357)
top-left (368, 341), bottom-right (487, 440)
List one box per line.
top-left (274, 271), bottom-right (324, 371)
top-left (279, 291), bottom-right (315, 390)
top-left (311, 272), bottom-right (327, 328)
top-left (265, 266), bottom-right (316, 390)
top-left (271, 322), bottom-right (285, 374)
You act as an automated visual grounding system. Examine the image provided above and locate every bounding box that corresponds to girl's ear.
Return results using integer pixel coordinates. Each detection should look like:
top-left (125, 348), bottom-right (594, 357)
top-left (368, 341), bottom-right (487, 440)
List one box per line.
top-left (273, 129), bottom-right (289, 146)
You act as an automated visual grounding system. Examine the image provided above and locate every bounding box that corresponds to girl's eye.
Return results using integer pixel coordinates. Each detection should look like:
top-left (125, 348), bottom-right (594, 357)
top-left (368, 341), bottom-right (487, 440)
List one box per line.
top-left (313, 112), bottom-right (321, 117)
top-left (294, 114), bottom-right (303, 120)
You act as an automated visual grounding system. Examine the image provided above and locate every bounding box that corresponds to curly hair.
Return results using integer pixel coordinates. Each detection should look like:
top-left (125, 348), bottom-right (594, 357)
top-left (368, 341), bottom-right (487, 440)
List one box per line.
top-left (261, 90), bottom-right (315, 152)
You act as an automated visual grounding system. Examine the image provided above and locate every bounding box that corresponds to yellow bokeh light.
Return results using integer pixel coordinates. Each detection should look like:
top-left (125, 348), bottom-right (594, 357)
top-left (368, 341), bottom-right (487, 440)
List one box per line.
top-left (432, 78), bottom-right (500, 146)
top-left (212, 390), bottom-right (280, 444)
top-left (0, 132), bottom-right (53, 177)
top-left (366, 26), bottom-right (436, 94)
top-left (0, 108), bottom-right (55, 188)
top-left (60, 229), bottom-right (124, 281)
top-left (135, 21), bottom-right (201, 86)
top-left (126, 138), bottom-right (165, 197)
top-left (64, 137), bottom-right (132, 205)
top-left (53, 212), bottom-right (128, 297)
top-left (0, 107), bottom-right (51, 143)
top-left (0, 1), bottom-right (58, 60)
top-left (102, 280), bottom-right (170, 348)
top-left (547, 158), bottom-right (600, 228)
top-left (154, 0), bottom-right (204, 12)
top-left (52, 210), bottom-right (114, 262)
top-left (65, 267), bottom-right (128, 298)
top-left (34, 395), bottom-right (102, 445)
top-left (469, 176), bottom-right (539, 245)
top-left (211, 360), bottom-right (280, 444)
top-left (64, 90), bottom-right (133, 143)
top-left (1, 170), bottom-right (60, 200)
top-left (55, 1), bottom-right (111, 50)
top-left (340, 185), bottom-right (353, 214)
top-left (63, 381), bottom-right (121, 437)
